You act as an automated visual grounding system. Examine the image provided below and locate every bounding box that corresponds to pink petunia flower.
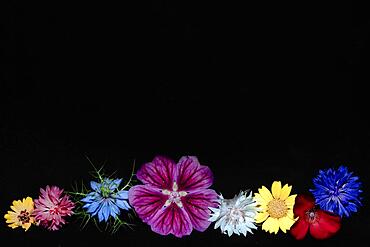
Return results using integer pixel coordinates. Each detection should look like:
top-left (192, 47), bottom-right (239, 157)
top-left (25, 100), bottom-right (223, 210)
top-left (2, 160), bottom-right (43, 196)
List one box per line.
top-left (129, 156), bottom-right (219, 237)
top-left (33, 185), bottom-right (75, 231)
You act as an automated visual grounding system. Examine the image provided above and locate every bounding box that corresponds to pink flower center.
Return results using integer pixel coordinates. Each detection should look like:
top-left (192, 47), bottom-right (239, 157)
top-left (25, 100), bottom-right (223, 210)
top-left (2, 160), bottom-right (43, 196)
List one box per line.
top-left (48, 207), bottom-right (60, 215)
top-left (162, 182), bottom-right (187, 208)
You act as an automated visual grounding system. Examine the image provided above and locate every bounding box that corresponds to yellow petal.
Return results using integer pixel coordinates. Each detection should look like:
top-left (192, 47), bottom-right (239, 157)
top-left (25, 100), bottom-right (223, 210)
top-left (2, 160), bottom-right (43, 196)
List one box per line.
top-left (286, 209), bottom-right (295, 219)
top-left (271, 181), bottom-right (282, 199)
top-left (10, 206), bottom-right (19, 213)
top-left (262, 217), bottom-right (272, 233)
top-left (285, 194), bottom-right (297, 207)
top-left (23, 222), bottom-right (32, 231)
top-left (262, 217), bottom-right (280, 234)
top-left (4, 213), bottom-right (17, 221)
top-left (9, 223), bottom-right (19, 229)
top-left (255, 211), bottom-right (269, 223)
top-left (279, 216), bottom-right (296, 232)
top-left (253, 193), bottom-right (267, 206)
top-left (24, 197), bottom-right (34, 211)
top-left (280, 184), bottom-right (292, 200)
top-left (258, 186), bottom-right (273, 202)
top-left (4, 213), bottom-right (14, 220)
top-left (12, 200), bottom-right (21, 207)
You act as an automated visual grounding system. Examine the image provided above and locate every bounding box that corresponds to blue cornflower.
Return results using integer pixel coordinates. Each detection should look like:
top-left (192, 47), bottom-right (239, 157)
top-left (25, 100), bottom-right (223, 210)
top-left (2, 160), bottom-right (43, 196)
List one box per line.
top-left (81, 178), bottom-right (131, 222)
top-left (310, 166), bottom-right (362, 217)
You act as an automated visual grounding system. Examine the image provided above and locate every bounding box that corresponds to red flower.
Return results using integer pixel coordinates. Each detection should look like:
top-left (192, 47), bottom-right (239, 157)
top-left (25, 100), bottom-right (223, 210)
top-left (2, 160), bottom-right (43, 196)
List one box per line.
top-left (290, 194), bottom-right (341, 240)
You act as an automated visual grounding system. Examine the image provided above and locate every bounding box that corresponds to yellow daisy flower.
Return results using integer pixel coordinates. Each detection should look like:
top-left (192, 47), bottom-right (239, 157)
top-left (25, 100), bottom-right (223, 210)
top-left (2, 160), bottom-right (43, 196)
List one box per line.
top-left (254, 181), bottom-right (297, 234)
top-left (4, 197), bottom-right (35, 231)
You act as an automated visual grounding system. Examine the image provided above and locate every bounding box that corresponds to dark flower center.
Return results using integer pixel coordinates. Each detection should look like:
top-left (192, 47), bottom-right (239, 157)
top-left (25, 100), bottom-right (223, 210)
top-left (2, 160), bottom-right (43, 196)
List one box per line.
top-left (18, 210), bottom-right (30, 223)
top-left (305, 209), bottom-right (318, 223)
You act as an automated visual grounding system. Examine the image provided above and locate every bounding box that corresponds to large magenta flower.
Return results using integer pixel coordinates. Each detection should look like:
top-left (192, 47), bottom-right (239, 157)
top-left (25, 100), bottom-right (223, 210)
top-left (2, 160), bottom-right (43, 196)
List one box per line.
top-left (33, 185), bottom-right (75, 231)
top-left (129, 156), bottom-right (219, 237)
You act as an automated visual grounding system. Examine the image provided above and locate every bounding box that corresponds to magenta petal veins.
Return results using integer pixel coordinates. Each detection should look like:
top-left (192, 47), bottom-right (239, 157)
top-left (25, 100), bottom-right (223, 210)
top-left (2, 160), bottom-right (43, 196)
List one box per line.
top-left (129, 155), bottom-right (218, 237)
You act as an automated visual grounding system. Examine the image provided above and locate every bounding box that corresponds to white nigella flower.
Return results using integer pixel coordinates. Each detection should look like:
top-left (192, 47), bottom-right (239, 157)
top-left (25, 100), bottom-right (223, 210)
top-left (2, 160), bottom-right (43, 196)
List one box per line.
top-left (209, 191), bottom-right (258, 237)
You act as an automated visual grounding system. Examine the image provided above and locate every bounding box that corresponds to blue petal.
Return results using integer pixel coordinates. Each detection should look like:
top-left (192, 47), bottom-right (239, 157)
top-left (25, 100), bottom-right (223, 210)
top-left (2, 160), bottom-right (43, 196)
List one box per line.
top-left (113, 190), bottom-right (129, 200)
top-left (108, 179), bottom-right (122, 190)
top-left (86, 201), bottom-right (103, 216)
top-left (91, 181), bottom-right (101, 191)
top-left (116, 199), bottom-right (131, 210)
top-left (97, 202), bottom-right (106, 222)
top-left (81, 192), bottom-right (99, 203)
top-left (311, 166), bottom-right (362, 217)
top-left (102, 201), bottom-right (111, 222)
top-left (109, 201), bottom-right (120, 218)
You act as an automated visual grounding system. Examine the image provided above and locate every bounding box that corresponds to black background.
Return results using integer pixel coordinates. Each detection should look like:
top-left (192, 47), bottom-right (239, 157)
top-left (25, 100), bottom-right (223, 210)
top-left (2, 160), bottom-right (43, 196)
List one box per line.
top-left (1, 1), bottom-right (369, 246)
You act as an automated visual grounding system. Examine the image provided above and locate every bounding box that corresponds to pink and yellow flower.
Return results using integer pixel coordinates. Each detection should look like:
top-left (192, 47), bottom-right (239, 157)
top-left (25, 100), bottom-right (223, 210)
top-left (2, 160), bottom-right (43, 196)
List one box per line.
top-left (33, 185), bottom-right (75, 231)
top-left (129, 156), bottom-right (219, 237)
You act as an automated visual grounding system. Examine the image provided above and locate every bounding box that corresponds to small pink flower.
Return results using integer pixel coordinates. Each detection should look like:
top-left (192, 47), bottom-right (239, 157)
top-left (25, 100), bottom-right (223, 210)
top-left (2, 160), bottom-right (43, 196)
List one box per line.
top-left (33, 185), bottom-right (75, 231)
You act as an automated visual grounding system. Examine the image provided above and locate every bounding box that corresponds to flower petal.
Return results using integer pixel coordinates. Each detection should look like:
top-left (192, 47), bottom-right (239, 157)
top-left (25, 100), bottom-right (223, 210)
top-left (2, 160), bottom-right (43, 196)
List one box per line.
top-left (271, 181), bottom-right (282, 199)
top-left (90, 181), bottom-right (101, 191)
top-left (309, 210), bottom-right (341, 240)
top-left (113, 190), bottom-right (129, 200)
top-left (24, 197), bottom-right (34, 210)
top-left (136, 156), bottom-right (177, 190)
top-left (148, 204), bottom-right (193, 237)
top-left (285, 195), bottom-right (297, 208)
top-left (278, 216), bottom-right (295, 233)
top-left (85, 200), bottom-right (103, 216)
top-left (258, 186), bottom-right (273, 202)
top-left (255, 211), bottom-right (269, 223)
top-left (108, 179), bottom-right (122, 190)
top-left (262, 217), bottom-right (279, 234)
top-left (115, 199), bottom-right (131, 210)
top-left (290, 217), bottom-right (309, 240)
top-left (181, 189), bottom-right (218, 232)
top-left (128, 185), bottom-right (168, 223)
top-left (293, 194), bottom-right (315, 217)
top-left (253, 193), bottom-right (267, 206)
top-left (280, 184), bottom-right (292, 200)
top-left (176, 156), bottom-right (214, 192)
top-left (102, 201), bottom-right (111, 222)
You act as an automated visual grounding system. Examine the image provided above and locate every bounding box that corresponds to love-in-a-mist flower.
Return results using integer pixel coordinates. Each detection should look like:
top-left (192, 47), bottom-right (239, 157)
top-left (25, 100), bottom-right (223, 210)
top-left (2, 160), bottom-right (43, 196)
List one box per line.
top-left (209, 191), bottom-right (258, 236)
top-left (4, 197), bottom-right (35, 231)
top-left (81, 178), bottom-right (131, 222)
top-left (290, 194), bottom-right (341, 240)
top-left (33, 185), bottom-right (75, 231)
top-left (129, 156), bottom-right (218, 238)
top-left (254, 181), bottom-right (297, 234)
top-left (310, 166), bottom-right (362, 217)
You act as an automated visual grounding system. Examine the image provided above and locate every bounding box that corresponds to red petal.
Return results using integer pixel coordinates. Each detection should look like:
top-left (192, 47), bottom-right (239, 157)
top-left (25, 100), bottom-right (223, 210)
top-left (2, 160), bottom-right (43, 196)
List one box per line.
top-left (293, 194), bottom-right (315, 217)
top-left (310, 210), bottom-right (341, 240)
top-left (290, 218), bottom-right (309, 240)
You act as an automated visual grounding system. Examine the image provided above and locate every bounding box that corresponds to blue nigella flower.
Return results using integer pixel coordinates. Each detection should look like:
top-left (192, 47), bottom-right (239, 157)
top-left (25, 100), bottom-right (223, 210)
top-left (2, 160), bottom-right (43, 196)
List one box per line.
top-left (81, 178), bottom-right (131, 222)
top-left (310, 166), bottom-right (362, 217)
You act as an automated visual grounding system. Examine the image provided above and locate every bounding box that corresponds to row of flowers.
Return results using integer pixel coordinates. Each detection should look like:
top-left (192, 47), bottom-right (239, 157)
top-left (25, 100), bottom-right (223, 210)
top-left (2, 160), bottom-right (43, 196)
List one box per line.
top-left (4, 156), bottom-right (363, 240)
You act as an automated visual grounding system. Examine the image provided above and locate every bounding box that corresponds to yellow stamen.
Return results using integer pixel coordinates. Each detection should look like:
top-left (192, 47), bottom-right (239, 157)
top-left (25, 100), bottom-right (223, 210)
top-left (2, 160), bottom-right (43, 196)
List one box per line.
top-left (267, 199), bottom-right (287, 219)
